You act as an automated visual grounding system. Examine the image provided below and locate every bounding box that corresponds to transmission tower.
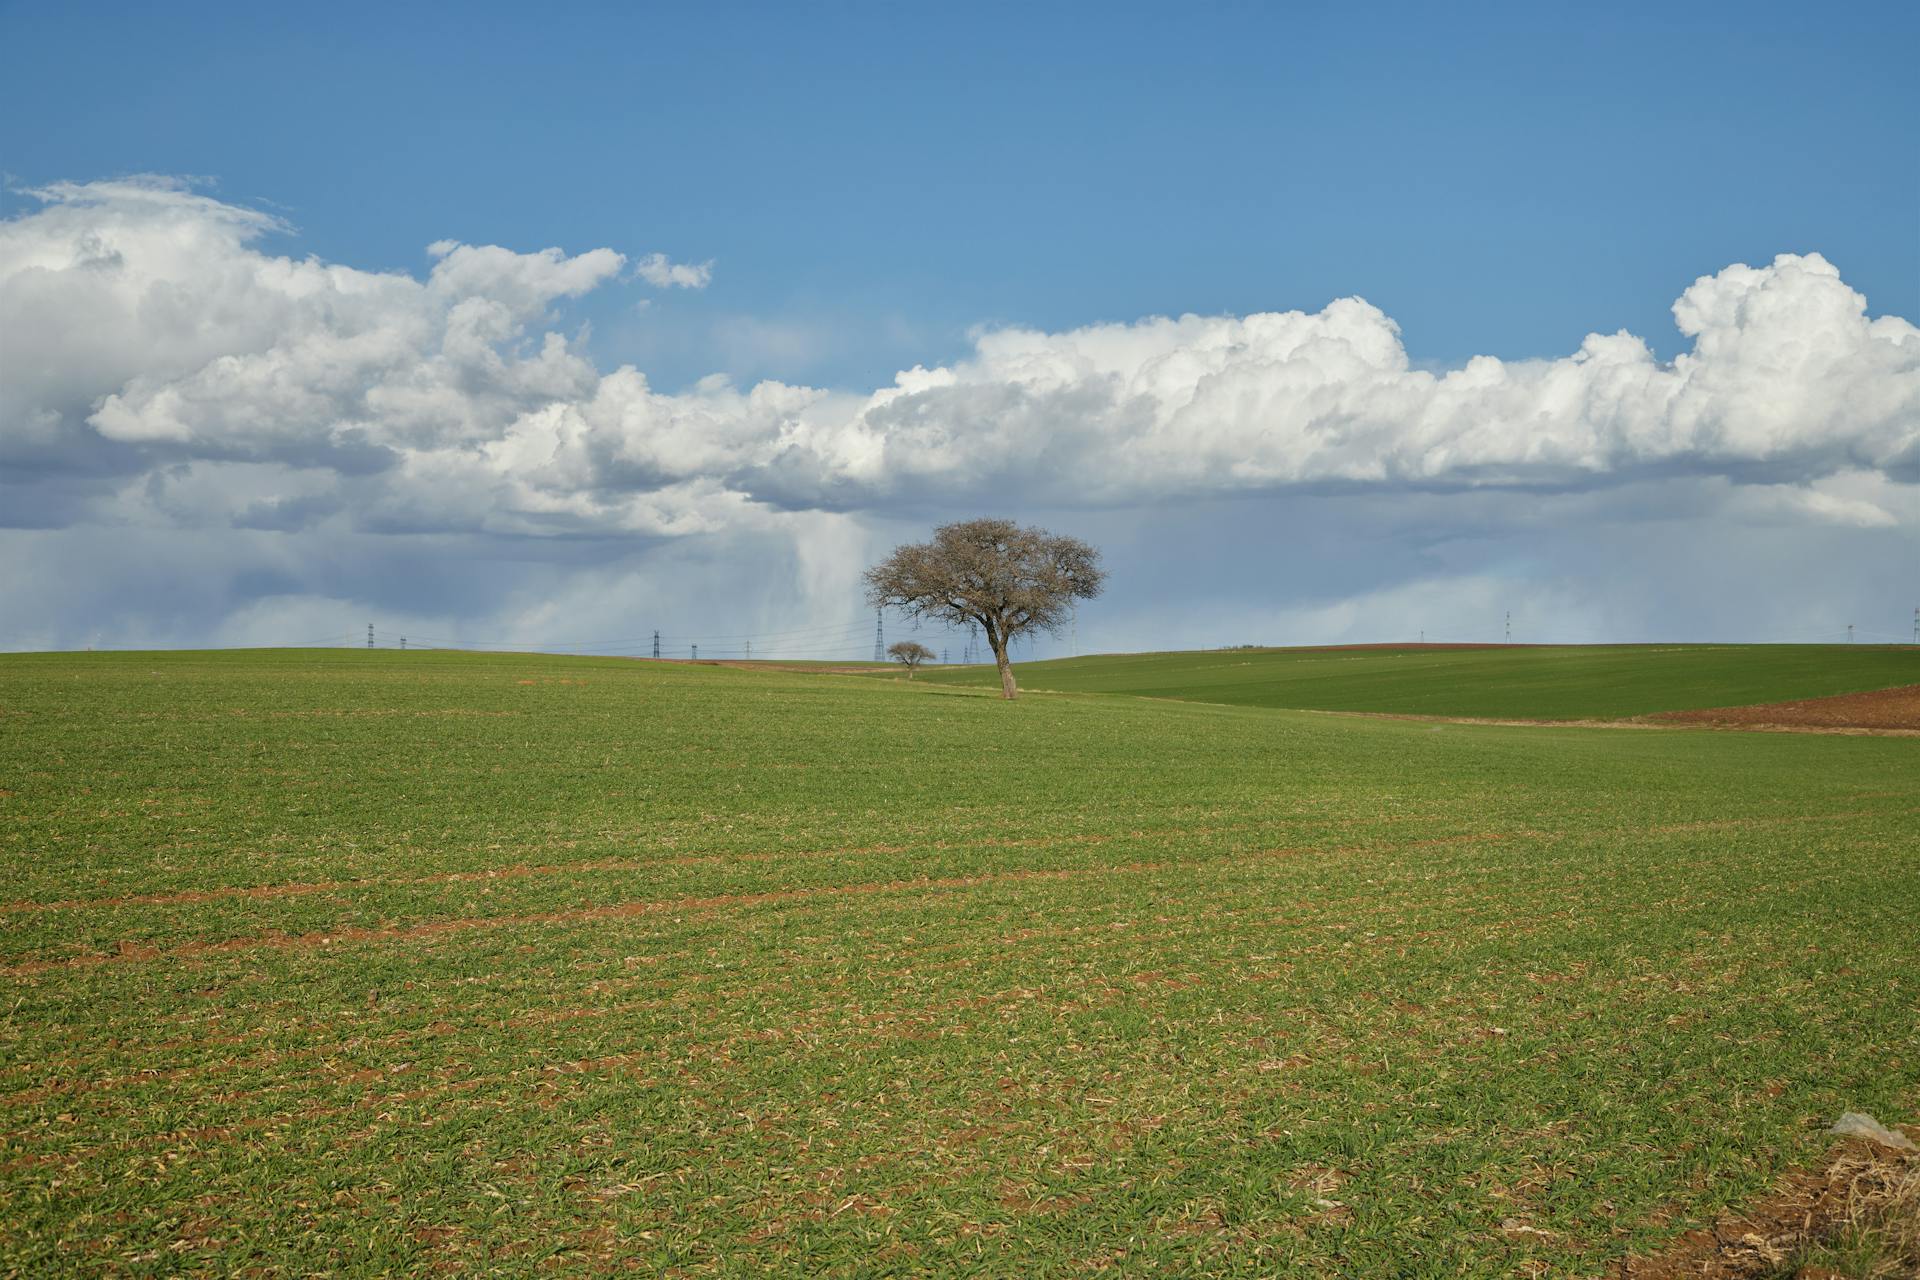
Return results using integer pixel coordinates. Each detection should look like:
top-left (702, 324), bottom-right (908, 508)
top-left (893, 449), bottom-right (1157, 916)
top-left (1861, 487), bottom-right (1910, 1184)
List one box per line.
top-left (399, 637), bottom-right (406, 651)
top-left (652, 630), bottom-right (660, 659)
top-left (745, 640), bottom-right (751, 660)
top-left (873, 609), bottom-right (884, 662)
top-left (366, 623), bottom-right (374, 649)
top-left (1504, 611), bottom-right (1511, 642)
top-left (1912, 606), bottom-right (1918, 644)
top-left (691, 644), bottom-right (698, 660)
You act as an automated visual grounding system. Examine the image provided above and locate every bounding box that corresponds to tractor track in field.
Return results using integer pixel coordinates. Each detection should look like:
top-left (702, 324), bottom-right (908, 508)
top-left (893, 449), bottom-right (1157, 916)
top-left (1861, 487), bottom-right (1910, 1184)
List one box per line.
top-left (0, 889), bottom-right (1543, 1156)
top-left (2, 802), bottom-right (1887, 924)
top-left (4, 829), bottom-right (1523, 977)
top-left (0, 859), bottom-right (1185, 977)
top-left (0, 875), bottom-right (1485, 1110)
top-left (0, 823), bottom-right (1305, 916)
top-left (0, 849), bottom-right (932, 914)
top-left (2, 807), bottom-right (1902, 976)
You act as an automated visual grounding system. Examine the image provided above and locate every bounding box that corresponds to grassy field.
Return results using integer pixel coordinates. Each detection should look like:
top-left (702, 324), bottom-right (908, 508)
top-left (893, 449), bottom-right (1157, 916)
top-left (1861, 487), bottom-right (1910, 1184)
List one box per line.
top-left (2, 648), bottom-right (1917, 1276)
top-left (908, 643), bottom-right (1920, 719)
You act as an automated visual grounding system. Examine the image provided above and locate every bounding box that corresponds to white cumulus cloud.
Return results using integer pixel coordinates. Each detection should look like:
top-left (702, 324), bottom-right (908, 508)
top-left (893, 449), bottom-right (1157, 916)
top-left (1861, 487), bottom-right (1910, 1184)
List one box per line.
top-left (8, 177), bottom-right (1918, 536)
top-left (633, 252), bottom-right (712, 289)
top-left (2, 176), bottom-right (1916, 648)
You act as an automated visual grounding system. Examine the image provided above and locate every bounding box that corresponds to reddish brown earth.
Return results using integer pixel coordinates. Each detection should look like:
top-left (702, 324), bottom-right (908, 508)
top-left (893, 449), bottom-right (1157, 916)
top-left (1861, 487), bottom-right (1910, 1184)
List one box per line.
top-left (1653, 683), bottom-right (1920, 734)
top-left (1624, 1134), bottom-right (1917, 1278)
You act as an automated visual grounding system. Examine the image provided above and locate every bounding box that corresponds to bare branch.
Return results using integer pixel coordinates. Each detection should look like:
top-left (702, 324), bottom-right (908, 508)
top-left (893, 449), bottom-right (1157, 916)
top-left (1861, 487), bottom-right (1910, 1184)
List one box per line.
top-left (886, 640), bottom-right (936, 678)
top-left (863, 519), bottom-right (1104, 700)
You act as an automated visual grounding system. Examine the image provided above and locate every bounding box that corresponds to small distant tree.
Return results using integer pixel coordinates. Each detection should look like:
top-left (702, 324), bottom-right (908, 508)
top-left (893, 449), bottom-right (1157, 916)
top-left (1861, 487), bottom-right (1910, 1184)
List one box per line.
top-left (887, 640), bottom-right (935, 678)
top-left (864, 518), bottom-right (1105, 701)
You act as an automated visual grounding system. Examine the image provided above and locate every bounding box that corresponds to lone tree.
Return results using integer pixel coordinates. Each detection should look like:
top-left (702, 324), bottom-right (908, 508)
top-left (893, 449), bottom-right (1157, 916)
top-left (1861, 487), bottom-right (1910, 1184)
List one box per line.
top-left (864, 518), bottom-right (1105, 701)
top-left (887, 640), bottom-right (935, 678)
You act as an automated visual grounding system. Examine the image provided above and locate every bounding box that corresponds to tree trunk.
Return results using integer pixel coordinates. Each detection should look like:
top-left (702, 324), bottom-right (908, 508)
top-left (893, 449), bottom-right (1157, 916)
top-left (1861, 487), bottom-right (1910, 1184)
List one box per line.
top-left (992, 641), bottom-right (1017, 700)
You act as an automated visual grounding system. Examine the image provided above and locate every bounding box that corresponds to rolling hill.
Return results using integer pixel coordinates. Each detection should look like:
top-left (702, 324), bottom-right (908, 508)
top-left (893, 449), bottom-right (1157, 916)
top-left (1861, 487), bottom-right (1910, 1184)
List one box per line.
top-left (908, 643), bottom-right (1920, 720)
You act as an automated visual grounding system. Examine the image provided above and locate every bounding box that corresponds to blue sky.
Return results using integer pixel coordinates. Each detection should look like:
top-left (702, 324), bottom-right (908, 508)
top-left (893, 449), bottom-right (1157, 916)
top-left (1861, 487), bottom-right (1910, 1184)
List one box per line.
top-left (7, 1), bottom-right (1913, 387)
top-left (1, 2), bottom-right (1917, 654)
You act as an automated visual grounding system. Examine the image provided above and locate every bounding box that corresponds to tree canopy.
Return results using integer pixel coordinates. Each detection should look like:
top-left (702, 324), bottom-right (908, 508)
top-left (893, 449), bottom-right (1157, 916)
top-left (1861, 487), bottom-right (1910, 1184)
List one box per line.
top-left (886, 640), bottom-right (935, 677)
top-left (864, 519), bottom-right (1104, 700)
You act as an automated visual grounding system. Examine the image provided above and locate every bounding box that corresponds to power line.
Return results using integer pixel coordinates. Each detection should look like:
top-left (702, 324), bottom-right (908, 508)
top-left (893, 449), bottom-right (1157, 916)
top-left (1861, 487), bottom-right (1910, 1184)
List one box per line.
top-left (400, 619), bottom-right (874, 653)
top-left (404, 627), bottom-right (854, 652)
top-left (656, 621), bottom-right (875, 642)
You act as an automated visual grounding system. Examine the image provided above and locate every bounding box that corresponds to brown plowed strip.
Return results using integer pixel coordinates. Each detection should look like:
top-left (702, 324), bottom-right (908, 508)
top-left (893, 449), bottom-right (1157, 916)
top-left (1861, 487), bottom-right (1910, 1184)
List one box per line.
top-left (5, 801), bottom-right (1892, 934)
top-left (2, 850), bottom-right (1420, 1109)
top-left (1651, 683), bottom-right (1920, 734)
top-left (0, 824), bottom-right (1248, 915)
top-left (0, 848), bottom-right (918, 914)
top-left (3, 836), bottom-right (1398, 978)
top-left (1624, 1134), bottom-right (1917, 1277)
top-left (0, 860), bottom-right (1178, 976)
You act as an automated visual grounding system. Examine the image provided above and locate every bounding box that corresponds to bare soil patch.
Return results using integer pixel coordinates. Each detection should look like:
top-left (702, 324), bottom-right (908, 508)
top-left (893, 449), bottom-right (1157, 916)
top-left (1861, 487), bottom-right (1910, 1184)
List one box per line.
top-left (1625, 1135), bottom-right (1918, 1278)
top-left (1651, 684), bottom-right (1920, 735)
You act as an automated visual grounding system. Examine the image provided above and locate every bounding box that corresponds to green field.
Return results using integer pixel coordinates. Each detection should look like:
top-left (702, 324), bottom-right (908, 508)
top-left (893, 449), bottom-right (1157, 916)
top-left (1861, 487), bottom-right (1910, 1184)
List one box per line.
top-left (3, 648), bottom-right (1917, 1276)
top-left (909, 643), bottom-right (1920, 719)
